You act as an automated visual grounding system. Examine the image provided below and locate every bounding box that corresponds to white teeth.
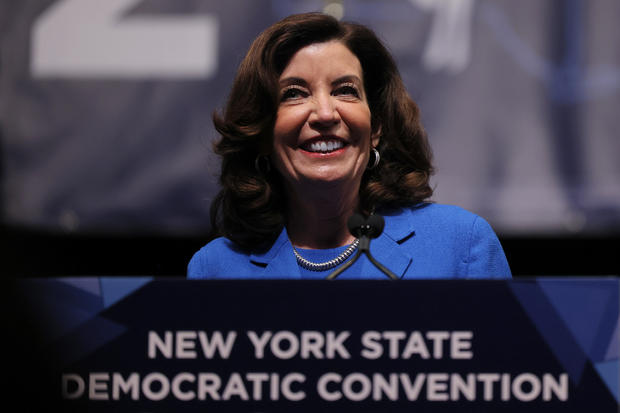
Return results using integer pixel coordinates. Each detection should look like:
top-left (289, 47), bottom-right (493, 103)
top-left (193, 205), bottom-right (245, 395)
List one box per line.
top-left (307, 139), bottom-right (344, 153)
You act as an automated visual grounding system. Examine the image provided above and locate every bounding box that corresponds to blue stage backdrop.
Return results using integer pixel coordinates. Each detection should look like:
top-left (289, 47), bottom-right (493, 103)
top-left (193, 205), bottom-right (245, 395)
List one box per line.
top-left (1, 0), bottom-right (619, 235)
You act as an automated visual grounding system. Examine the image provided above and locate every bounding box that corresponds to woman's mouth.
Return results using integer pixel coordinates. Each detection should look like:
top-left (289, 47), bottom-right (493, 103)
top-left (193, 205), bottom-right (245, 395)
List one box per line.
top-left (300, 139), bottom-right (346, 154)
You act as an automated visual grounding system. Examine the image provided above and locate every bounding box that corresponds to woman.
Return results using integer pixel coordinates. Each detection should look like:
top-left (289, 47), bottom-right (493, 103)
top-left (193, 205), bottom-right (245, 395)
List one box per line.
top-left (188, 12), bottom-right (511, 279)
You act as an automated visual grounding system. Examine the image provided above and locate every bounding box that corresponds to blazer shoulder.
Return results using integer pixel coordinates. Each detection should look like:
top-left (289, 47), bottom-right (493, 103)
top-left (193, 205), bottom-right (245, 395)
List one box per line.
top-left (408, 202), bottom-right (481, 228)
top-left (187, 237), bottom-right (250, 279)
top-left (408, 203), bottom-right (511, 278)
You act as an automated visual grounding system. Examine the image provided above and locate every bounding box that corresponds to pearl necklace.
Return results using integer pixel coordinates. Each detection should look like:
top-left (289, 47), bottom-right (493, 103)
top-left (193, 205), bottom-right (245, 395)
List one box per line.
top-left (293, 239), bottom-right (360, 271)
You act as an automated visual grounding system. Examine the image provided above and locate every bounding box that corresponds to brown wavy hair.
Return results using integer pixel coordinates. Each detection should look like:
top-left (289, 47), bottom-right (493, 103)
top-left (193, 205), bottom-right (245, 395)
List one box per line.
top-left (209, 12), bottom-right (434, 250)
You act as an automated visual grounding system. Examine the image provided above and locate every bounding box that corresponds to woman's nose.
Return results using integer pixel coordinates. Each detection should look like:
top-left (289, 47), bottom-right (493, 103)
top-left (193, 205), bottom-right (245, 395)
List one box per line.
top-left (309, 95), bottom-right (339, 128)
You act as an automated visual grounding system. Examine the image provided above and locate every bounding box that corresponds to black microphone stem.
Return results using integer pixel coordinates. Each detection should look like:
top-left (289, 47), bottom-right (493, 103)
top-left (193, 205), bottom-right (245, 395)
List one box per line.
top-left (325, 249), bottom-right (362, 280)
top-left (326, 235), bottom-right (399, 280)
top-left (365, 251), bottom-right (399, 280)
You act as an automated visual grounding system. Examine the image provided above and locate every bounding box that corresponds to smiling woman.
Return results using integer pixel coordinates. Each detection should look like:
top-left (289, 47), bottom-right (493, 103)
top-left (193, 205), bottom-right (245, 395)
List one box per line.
top-left (188, 12), bottom-right (511, 279)
top-left (271, 41), bottom-right (379, 249)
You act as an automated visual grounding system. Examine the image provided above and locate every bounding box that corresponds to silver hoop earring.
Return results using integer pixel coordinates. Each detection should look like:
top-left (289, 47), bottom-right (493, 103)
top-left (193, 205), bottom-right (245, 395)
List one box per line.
top-left (367, 148), bottom-right (380, 170)
top-left (254, 155), bottom-right (271, 174)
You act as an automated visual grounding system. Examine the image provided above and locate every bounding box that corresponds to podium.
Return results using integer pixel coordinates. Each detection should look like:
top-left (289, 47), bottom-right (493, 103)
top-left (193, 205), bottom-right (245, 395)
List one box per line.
top-left (7, 278), bottom-right (619, 412)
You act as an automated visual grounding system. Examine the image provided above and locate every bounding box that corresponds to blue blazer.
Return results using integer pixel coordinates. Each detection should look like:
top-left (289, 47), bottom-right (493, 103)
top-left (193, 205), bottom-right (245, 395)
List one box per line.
top-left (187, 203), bottom-right (512, 279)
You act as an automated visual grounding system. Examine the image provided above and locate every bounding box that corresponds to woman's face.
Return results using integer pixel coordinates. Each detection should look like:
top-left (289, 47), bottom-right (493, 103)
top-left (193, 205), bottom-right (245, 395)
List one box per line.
top-left (271, 40), bottom-right (379, 194)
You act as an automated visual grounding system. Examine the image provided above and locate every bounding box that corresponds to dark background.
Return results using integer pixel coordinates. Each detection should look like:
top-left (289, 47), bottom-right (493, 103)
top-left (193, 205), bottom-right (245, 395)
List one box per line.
top-left (1, 225), bottom-right (618, 277)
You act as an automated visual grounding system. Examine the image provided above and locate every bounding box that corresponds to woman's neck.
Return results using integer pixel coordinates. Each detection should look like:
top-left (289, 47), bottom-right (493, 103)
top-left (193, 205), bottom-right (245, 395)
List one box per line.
top-left (285, 185), bottom-right (358, 250)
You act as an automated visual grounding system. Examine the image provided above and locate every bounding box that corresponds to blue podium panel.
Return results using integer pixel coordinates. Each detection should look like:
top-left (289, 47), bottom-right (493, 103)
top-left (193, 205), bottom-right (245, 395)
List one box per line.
top-left (7, 278), bottom-right (620, 412)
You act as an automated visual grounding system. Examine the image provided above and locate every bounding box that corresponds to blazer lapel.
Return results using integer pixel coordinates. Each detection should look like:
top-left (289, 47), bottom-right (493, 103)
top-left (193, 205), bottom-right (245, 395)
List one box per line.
top-left (249, 228), bottom-right (302, 279)
top-left (367, 208), bottom-right (416, 278)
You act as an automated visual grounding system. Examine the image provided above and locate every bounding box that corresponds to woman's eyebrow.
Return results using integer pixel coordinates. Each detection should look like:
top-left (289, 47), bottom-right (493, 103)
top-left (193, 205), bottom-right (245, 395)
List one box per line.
top-left (331, 75), bottom-right (363, 86)
top-left (279, 77), bottom-right (307, 87)
top-left (279, 75), bottom-right (362, 87)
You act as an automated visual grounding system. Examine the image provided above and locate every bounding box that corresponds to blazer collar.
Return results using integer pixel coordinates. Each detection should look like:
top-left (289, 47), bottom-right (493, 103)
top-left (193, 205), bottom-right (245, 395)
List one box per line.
top-left (249, 207), bottom-right (418, 278)
top-left (364, 207), bottom-right (417, 278)
top-left (250, 227), bottom-right (302, 278)
top-left (380, 207), bottom-right (417, 243)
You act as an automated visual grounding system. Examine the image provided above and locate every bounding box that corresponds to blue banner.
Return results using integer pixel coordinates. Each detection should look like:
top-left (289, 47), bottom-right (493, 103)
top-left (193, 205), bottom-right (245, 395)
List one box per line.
top-left (8, 278), bottom-right (619, 411)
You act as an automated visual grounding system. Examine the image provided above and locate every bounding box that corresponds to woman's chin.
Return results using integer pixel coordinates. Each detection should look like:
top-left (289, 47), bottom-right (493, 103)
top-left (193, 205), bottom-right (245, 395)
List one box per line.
top-left (295, 170), bottom-right (361, 189)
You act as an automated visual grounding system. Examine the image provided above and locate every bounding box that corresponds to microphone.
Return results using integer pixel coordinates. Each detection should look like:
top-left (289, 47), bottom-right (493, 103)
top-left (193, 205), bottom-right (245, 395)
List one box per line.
top-left (347, 213), bottom-right (384, 239)
top-left (326, 213), bottom-right (399, 280)
top-left (366, 214), bottom-right (385, 239)
top-left (347, 213), bottom-right (366, 238)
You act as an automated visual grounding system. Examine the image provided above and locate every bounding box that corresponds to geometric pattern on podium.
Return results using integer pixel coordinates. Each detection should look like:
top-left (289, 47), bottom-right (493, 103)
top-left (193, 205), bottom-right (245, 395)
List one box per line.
top-left (509, 279), bottom-right (619, 401)
top-left (98, 276), bottom-right (153, 308)
top-left (41, 277), bottom-right (153, 365)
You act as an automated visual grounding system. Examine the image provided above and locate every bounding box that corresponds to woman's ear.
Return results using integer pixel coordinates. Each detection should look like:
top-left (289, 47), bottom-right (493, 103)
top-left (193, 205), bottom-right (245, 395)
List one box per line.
top-left (371, 124), bottom-right (381, 148)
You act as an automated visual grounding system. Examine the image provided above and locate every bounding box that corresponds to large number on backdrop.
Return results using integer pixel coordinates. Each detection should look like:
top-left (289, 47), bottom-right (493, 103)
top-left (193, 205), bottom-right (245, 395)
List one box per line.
top-left (31, 0), bottom-right (219, 78)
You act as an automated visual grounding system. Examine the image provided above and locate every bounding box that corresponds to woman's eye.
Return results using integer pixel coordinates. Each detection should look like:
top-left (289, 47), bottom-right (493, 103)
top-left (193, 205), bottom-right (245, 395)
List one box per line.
top-left (334, 85), bottom-right (360, 97)
top-left (281, 87), bottom-right (307, 101)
